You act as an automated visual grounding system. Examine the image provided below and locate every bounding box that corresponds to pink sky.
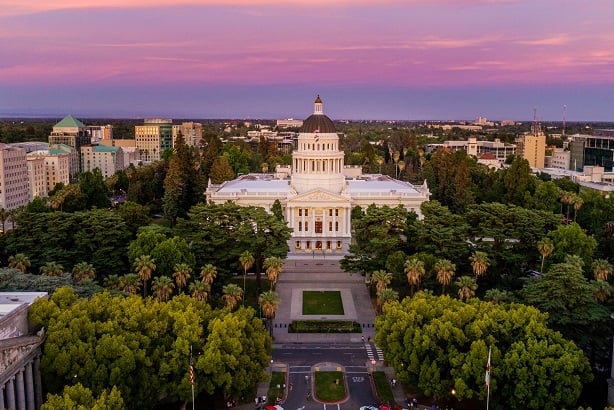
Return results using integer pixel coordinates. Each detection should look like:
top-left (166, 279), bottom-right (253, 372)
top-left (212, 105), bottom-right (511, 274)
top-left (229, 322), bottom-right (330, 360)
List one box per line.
top-left (1, 0), bottom-right (613, 119)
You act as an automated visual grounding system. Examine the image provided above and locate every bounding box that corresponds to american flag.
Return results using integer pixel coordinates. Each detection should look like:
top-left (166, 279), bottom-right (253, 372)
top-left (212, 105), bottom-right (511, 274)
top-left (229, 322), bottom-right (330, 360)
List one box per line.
top-left (313, 129), bottom-right (320, 142)
top-left (189, 355), bottom-right (194, 385)
top-left (485, 347), bottom-right (491, 387)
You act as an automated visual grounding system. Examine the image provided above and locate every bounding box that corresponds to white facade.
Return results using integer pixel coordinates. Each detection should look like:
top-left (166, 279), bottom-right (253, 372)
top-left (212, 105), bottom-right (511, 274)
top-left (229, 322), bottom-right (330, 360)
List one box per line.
top-left (0, 144), bottom-right (30, 210)
top-left (206, 96), bottom-right (430, 255)
top-left (80, 145), bottom-right (124, 178)
top-left (26, 156), bottom-right (48, 200)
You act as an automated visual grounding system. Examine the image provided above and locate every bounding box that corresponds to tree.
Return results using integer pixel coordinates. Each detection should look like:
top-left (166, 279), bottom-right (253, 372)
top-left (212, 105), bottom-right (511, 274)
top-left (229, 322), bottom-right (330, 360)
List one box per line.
top-left (469, 251), bottom-right (489, 279)
top-left (591, 258), bottom-right (612, 281)
top-left (271, 199), bottom-right (284, 221)
top-left (549, 222), bottom-right (597, 267)
top-left (172, 263), bottom-right (192, 293)
top-left (404, 257), bottom-right (425, 296)
top-left (189, 281), bottom-right (210, 302)
top-left (199, 264), bottom-right (218, 286)
top-left (72, 262), bottom-right (96, 283)
top-left (79, 169), bottom-right (111, 209)
top-left (151, 276), bottom-right (175, 302)
top-left (8, 253), bottom-right (31, 273)
top-left (258, 290), bottom-right (280, 332)
top-left (119, 273), bottom-right (141, 295)
top-left (374, 293), bottom-right (592, 409)
top-left (503, 156), bottom-right (534, 205)
top-left (40, 261), bottom-right (64, 277)
top-left (455, 276), bottom-right (477, 301)
top-left (376, 288), bottom-right (398, 314)
top-left (572, 195), bottom-right (584, 222)
top-left (537, 237), bottom-right (554, 273)
top-left (591, 279), bottom-right (612, 303)
top-left (133, 255), bottom-right (156, 297)
top-left (371, 270), bottom-right (392, 294)
top-left (0, 207), bottom-right (9, 232)
top-left (222, 284), bottom-right (243, 311)
top-left (421, 149), bottom-right (475, 213)
top-left (434, 258), bottom-right (456, 294)
top-left (151, 236), bottom-right (195, 279)
top-left (209, 156), bottom-right (234, 184)
top-left (239, 251), bottom-right (254, 306)
top-left (263, 256), bottom-right (283, 290)
top-left (41, 383), bottom-right (125, 410)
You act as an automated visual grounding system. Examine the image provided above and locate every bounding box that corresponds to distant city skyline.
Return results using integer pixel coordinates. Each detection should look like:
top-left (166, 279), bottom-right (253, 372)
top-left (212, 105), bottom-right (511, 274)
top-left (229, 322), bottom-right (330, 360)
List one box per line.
top-left (2, 1), bottom-right (613, 121)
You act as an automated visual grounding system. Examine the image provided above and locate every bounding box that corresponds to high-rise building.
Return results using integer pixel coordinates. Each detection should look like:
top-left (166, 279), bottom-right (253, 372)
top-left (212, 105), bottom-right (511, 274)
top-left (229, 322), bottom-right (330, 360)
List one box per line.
top-left (80, 145), bottom-right (125, 178)
top-left (172, 122), bottom-right (203, 147)
top-left (26, 155), bottom-right (48, 200)
top-left (48, 115), bottom-right (91, 152)
top-left (0, 144), bottom-right (30, 210)
top-left (515, 122), bottom-right (546, 169)
top-left (135, 119), bottom-right (172, 162)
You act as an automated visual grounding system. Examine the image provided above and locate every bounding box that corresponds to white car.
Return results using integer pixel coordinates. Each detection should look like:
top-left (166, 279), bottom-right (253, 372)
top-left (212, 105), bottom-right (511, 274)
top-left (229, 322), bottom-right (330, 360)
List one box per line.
top-left (359, 406), bottom-right (379, 410)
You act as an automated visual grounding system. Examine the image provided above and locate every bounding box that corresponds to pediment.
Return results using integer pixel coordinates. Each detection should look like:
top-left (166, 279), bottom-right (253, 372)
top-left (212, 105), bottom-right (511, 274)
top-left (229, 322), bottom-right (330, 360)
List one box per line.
top-left (289, 189), bottom-right (348, 204)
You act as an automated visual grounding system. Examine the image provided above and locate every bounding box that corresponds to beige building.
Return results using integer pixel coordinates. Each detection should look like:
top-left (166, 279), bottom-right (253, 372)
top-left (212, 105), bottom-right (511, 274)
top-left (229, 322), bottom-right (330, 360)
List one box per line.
top-left (26, 155), bottom-right (48, 200)
top-left (516, 123), bottom-right (546, 169)
top-left (206, 96), bottom-right (430, 255)
top-left (135, 119), bottom-right (173, 163)
top-left (0, 144), bottom-right (30, 210)
top-left (172, 122), bottom-right (203, 147)
top-left (28, 150), bottom-right (71, 193)
top-left (80, 145), bottom-right (125, 178)
top-left (48, 115), bottom-right (91, 155)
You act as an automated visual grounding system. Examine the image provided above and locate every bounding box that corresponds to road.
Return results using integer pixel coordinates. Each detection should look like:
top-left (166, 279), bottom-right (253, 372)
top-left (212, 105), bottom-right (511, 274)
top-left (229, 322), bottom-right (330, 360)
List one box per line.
top-left (271, 343), bottom-right (384, 410)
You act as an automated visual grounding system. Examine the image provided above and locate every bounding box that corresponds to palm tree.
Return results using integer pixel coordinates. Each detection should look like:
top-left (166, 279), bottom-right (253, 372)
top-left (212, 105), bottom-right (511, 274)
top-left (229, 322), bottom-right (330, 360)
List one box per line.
top-left (72, 262), bottom-right (96, 283)
top-left (592, 259), bottom-right (613, 281)
top-left (172, 263), bottom-right (192, 293)
top-left (592, 280), bottom-right (612, 303)
top-left (0, 207), bottom-right (8, 233)
top-left (434, 259), bottom-right (456, 294)
top-left (119, 273), bottom-right (142, 295)
top-left (259, 290), bottom-right (281, 334)
top-left (152, 276), bottom-right (175, 302)
top-left (371, 270), bottom-right (392, 294)
top-left (189, 281), bottom-right (210, 302)
top-left (222, 283), bottom-right (243, 311)
top-left (8, 253), bottom-right (31, 273)
top-left (239, 251), bottom-right (254, 306)
top-left (376, 288), bottom-right (399, 314)
top-left (572, 195), bottom-right (583, 222)
top-left (455, 276), bottom-right (477, 301)
top-left (199, 264), bottom-right (218, 286)
top-left (103, 274), bottom-right (121, 290)
top-left (483, 288), bottom-right (514, 304)
top-left (404, 257), bottom-right (425, 296)
top-left (263, 256), bottom-right (284, 290)
top-left (133, 255), bottom-right (156, 297)
top-left (559, 191), bottom-right (574, 222)
top-left (537, 237), bottom-right (554, 273)
top-left (40, 262), bottom-right (64, 277)
top-left (469, 251), bottom-right (489, 279)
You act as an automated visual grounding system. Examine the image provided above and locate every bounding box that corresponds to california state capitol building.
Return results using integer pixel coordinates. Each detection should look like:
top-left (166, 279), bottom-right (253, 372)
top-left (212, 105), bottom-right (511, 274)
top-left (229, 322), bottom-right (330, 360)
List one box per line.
top-left (205, 96), bottom-right (430, 256)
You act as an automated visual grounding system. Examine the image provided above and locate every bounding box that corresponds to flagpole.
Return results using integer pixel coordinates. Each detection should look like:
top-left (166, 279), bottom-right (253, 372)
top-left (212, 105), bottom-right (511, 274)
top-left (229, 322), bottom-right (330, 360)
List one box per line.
top-left (486, 346), bottom-right (491, 410)
top-left (190, 345), bottom-right (195, 410)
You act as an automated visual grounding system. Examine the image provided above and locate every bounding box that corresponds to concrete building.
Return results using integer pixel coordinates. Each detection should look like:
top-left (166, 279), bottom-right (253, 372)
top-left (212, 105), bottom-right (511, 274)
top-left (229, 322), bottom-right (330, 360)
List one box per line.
top-left (86, 125), bottom-right (113, 144)
top-left (515, 122), bottom-right (546, 169)
top-left (80, 145), bottom-right (125, 178)
top-left (568, 130), bottom-right (614, 172)
top-left (49, 144), bottom-right (78, 181)
top-left (48, 115), bottom-right (91, 154)
top-left (428, 138), bottom-right (515, 165)
top-left (547, 148), bottom-right (571, 170)
top-left (0, 144), bottom-right (30, 210)
top-left (0, 292), bottom-right (47, 410)
top-left (25, 156), bottom-right (47, 200)
top-left (206, 96), bottom-right (430, 255)
top-left (28, 150), bottom-right (71, 194)
top-left (172, 122), bottom-right (203, 147)
top-left (276, 119), bottom-right (303, 129)
top-left (135, 119), bottom-right (173, 163)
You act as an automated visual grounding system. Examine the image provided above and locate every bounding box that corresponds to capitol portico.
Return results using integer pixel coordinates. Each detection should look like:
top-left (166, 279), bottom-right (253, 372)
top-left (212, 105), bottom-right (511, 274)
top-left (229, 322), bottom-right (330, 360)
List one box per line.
top-left (206, 96), bottom-right (430, 255)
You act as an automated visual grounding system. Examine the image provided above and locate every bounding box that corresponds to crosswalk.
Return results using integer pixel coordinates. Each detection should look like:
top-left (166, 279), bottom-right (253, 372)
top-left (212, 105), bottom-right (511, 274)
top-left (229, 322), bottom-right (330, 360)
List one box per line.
top-left (364, 342), bottom-right (384, 362)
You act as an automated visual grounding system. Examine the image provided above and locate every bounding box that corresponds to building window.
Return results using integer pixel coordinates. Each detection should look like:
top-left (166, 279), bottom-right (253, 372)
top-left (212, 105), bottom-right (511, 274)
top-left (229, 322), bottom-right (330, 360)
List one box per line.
top-left (329, 209), bottom-right (332, 217)
top-left (335, 221), bottom-right (339, 231)
top-left (306, 241), bottom-right (311, 250)
top-left (335, 208), bottom-right (339, 217)
top-left (328, 221), bottom-right (332, 231)
top-left (326, 241), bottom-right (331, 250)
top-left (295, 241), bottom-right (301, 249)
top-left (305, 221), bottom-right (309, 231)
top-left (305, 209), bottom-right (309, 217)
top-left (336, 241), bottom-right (342, 249)
top-left (298, 221), bottom-right (302, 231)
top-left (299, 208), bottom-right (302, 217)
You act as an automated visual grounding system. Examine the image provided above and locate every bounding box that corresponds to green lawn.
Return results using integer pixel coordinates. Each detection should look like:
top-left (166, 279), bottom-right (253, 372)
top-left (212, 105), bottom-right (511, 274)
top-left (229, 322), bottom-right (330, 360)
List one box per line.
top-left (288, 320), bottom-right (362, 333)
top-left (302, 291), bottom-right (344, 315)
top-left (372, 371), bottom-right (395, 404)
top-left (314, 371), bottom-right (345, 402)
top-left (267, 372), bottom-right (286, 404)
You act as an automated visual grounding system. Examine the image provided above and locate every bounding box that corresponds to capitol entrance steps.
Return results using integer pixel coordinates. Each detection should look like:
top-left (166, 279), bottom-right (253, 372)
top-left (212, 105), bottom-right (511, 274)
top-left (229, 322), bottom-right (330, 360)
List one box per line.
top-left (280, 259), bottom-right (364, 284)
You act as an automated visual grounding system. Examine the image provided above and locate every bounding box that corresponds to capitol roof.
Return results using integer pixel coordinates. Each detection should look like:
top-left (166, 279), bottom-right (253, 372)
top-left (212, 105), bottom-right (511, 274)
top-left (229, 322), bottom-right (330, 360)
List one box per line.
top-left (346, 175), bottom-right (421, 194)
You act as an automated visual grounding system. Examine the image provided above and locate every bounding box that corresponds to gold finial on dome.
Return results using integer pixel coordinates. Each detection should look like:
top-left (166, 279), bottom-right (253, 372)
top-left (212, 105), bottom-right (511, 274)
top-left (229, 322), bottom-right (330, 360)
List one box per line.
top-left (314, 94), bottom-right (322, 104)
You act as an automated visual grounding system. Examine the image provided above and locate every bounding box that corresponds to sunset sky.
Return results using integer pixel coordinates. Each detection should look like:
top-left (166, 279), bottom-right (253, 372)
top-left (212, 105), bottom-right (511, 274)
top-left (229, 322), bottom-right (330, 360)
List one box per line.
top-left (1, 0), bottom-right (613, 120)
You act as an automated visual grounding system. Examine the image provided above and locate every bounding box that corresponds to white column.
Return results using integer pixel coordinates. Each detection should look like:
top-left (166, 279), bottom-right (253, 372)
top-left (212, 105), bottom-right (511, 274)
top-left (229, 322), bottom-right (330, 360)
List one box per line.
top-left (16, 370), bottom-right (26, 410)
top-left (0, 386), bottom-right (5, 410)
top-left (25, 361), bottom-right (35, 410)
top-left (6, 378), bottom-right (15, 410)
top-left (34, 356), bottom-right (42, 408)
